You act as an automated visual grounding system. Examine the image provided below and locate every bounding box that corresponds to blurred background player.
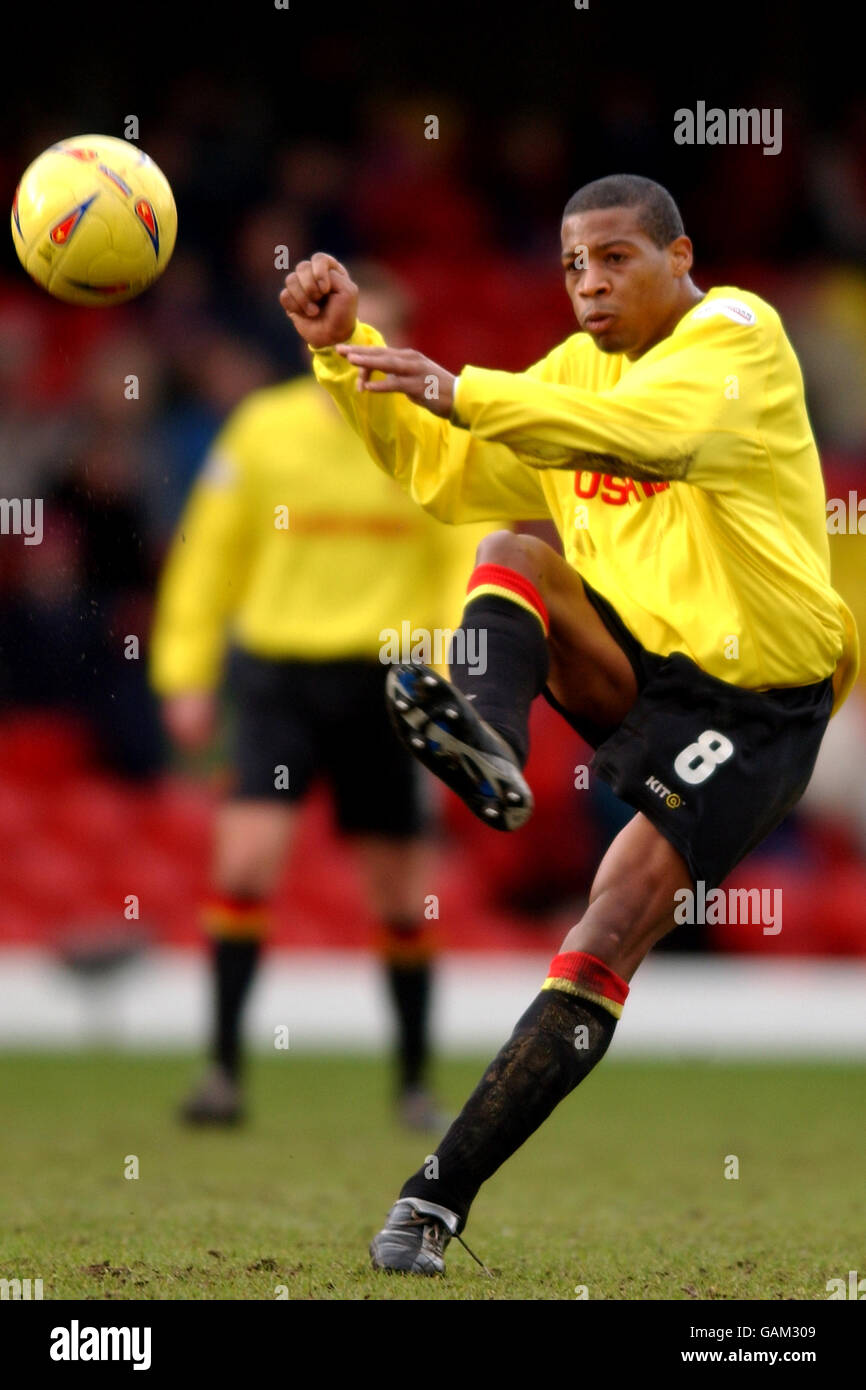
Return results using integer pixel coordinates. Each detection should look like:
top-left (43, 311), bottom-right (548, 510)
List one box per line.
top-left (149, 264), bottom-right (492, 1129)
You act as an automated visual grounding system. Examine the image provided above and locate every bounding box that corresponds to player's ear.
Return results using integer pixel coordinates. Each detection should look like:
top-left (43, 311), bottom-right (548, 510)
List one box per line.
top-left (669, 235), bottom-right (693, 279)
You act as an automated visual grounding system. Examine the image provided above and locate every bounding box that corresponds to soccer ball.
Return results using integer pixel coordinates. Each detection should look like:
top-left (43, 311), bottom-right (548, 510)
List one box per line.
top-left (10, 134), bottom-right (177, 306)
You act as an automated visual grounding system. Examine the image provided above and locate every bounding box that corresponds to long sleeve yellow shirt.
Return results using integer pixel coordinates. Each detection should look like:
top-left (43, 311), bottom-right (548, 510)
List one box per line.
top-left (312, 287), bottom-right (858, 709)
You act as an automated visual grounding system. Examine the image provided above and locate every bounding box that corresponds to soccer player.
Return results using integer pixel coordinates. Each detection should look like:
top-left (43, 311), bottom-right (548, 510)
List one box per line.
top-left (150, 266), bottom-right (493, 1131)
top-left (279, 175), bottom-right (859, 1272)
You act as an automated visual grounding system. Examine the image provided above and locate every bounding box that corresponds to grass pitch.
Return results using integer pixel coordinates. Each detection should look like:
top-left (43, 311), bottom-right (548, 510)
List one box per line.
top-left (1, 1051), bottom-right (863, 1300)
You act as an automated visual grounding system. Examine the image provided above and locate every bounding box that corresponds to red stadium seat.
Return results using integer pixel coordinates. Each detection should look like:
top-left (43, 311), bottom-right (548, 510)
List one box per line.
top-left (0, 713), bottom-right (94, 781)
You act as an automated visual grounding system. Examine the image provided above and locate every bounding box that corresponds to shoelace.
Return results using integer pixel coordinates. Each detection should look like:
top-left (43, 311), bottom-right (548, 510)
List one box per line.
top-left (454, 1232), bottom-right (494, 1279)
top-left (414, 1215), bottom-right (494, 1279)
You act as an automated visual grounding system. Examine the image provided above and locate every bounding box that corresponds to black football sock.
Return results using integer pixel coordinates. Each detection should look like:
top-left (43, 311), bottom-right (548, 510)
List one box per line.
top-left (399, 951), bottom-right (629, 1228)
top-left (387, 963), bottom-right (432, 1091)
top-left (213, 938), bottom-right (262, 1080)
top-left (203, 895), bottom-right (268, 1081)
top-left (381, 914), bottom-right (434, 1092)
top-left (448, 563), bottom-right (550, 767)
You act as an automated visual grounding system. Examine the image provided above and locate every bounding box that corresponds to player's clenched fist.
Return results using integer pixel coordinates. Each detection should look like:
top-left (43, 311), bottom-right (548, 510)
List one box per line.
top-left (280, 253), bottom-right (359, 348)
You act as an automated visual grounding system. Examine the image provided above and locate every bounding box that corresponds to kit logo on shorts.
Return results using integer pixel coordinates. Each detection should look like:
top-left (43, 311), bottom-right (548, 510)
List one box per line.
top-left (645, 775), bottom-right (683, 810)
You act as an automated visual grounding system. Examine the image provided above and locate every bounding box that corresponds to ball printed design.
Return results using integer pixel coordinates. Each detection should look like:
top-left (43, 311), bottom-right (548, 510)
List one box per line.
top-left (10, 134), bottom-right (177, 306)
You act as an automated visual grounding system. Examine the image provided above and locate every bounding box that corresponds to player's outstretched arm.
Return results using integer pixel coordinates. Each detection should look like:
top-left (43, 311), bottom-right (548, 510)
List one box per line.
top-left (279, 254), bottom-right (549, 524)
top-left (281, 258), bottom-right (455, 415)
top-left (443, 310), bottom-right (771, 486)
top-left (335, 344), bottom-right (456, 420)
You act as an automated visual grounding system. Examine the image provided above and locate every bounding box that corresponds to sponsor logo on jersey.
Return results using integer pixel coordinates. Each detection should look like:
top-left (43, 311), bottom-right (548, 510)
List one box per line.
top-left (691, 297), bottom-right (757, 327)
top-left (573, 471), bottom-right (670, 506)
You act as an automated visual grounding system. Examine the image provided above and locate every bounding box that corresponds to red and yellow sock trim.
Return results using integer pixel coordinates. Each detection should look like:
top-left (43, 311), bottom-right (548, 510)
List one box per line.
top-left (466, 563), bottom-right (550, 637)
top-left (377, 918), bottom-right (438, 966)
top-left (202, 894), bottom-right (269, 941)
top-left (541, 950), bottom-right (629, 1019)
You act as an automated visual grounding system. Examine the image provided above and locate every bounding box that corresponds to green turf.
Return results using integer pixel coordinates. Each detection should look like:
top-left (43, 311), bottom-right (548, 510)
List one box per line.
top-left (0, 1052), bottom-right (864, 1300)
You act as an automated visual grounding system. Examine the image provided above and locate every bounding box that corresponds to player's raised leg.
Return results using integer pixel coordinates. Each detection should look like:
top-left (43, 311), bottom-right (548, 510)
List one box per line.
top-left (370, 813), bottom-right (690, 1273)
top-left (385, 528), bottom-right (637, 830)
top-left (180, 800), bottom-right (297, 1124)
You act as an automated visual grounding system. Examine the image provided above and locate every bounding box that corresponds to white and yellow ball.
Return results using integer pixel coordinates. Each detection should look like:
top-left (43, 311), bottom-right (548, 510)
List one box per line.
top-left (10, 134), bottom-right (177, 306)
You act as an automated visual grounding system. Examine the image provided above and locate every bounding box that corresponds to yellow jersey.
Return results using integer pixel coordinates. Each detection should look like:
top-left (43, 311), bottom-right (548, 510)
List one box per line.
top-left (150, 375), bottom-right (494, 694)
top-left (312, 286), bottom-right (858, 709)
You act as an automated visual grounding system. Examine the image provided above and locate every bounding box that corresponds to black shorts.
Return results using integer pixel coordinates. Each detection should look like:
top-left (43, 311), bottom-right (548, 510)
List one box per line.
top-left (543, 586), bottom-right (834, 889)
top-left (226, 649), bottom-right (429, 838)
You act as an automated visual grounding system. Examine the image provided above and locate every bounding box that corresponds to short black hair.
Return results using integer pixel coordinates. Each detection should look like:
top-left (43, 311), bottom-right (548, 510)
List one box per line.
top-left (562, 175), bottom-right (684, 248)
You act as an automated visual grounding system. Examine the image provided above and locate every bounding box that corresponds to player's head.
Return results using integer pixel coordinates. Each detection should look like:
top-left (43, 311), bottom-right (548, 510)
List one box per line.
top-left (353, 261), bottom-right (413, 348)
top-left (561, 174), bottom-right (697, 359)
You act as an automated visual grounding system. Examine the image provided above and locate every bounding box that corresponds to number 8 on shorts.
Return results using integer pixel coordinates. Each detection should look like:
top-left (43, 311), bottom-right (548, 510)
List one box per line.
top-left (673, 729), bottom-right (734, 785)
